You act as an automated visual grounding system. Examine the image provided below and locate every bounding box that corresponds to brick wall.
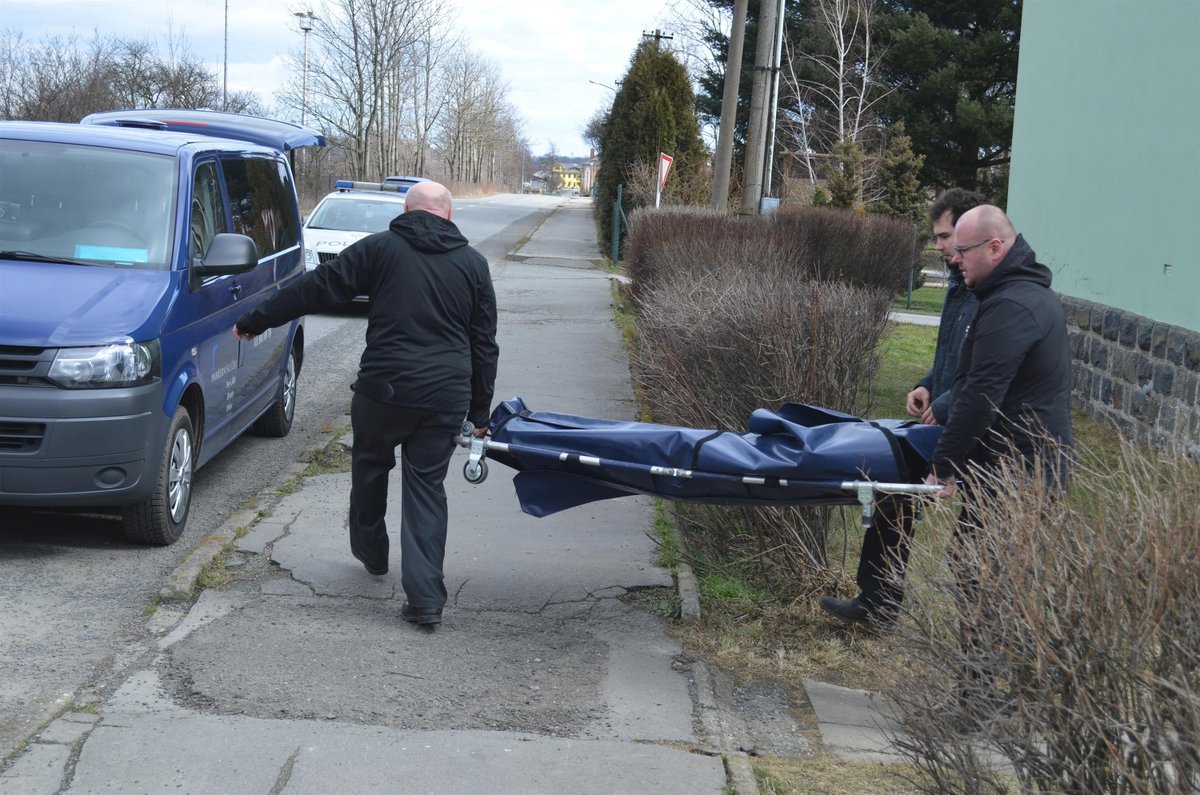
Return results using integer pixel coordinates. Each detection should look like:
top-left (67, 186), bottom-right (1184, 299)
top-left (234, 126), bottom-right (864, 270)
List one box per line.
top-left (1062, 296), bottom-right (1200, 457)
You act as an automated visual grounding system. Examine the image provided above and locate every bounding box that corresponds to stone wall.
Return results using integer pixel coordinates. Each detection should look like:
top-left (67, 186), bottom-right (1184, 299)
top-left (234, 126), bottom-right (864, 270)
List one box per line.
top-left (1062, 296), bottom-right (1200, 457)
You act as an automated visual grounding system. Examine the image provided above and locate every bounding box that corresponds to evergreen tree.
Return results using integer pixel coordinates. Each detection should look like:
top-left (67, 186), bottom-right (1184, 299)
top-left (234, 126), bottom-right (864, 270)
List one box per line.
top-left (826, 137), bottom-right (864, 211)
top-left (878, 0), bottom-right (1021, 191)
top-left (869, 122), bottom-right (926, 225)
top-left (597, 41), bottom-right (707, 259)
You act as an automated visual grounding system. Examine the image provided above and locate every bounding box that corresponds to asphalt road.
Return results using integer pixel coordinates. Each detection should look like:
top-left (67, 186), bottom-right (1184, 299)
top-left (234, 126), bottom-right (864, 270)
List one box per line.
top-left (0, 192), bottom-right (563, 760)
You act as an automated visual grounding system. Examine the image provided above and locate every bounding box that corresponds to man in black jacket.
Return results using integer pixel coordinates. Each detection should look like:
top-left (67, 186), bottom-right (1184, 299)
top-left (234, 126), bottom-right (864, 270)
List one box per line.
top-left (907, 188), bottom-right (987, 426)
top-left (234, 181), bottom-right (498, 627)
top-left (924, 204), bottom-right (1073, 498)
top-left (820, 188), bottom-right (986, 627)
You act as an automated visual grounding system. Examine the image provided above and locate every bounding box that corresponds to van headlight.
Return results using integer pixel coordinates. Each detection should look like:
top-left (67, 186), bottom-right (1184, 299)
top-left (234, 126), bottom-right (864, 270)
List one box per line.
top-left (48, 339), bottom-right (161, 388)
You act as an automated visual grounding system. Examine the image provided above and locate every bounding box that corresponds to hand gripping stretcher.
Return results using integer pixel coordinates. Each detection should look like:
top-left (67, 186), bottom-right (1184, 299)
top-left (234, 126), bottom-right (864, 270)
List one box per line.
top-left (455, 398), bottom-right (946, 526)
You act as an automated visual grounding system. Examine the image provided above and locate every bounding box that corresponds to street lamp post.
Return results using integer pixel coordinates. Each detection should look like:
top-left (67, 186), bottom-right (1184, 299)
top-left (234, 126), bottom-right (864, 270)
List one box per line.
top-left (294, 11), bottom-right (318, 126)
top-left (223, 0), bottom-right (229, 111)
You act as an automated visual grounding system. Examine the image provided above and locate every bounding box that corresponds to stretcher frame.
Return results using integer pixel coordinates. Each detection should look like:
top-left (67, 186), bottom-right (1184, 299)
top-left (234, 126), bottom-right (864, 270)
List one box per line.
top-left (453, 425), bottom-right (946, 527)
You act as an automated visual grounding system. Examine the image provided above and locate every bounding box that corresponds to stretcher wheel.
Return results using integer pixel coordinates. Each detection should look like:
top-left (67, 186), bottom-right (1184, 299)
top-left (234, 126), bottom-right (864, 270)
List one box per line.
top-left (464, 459), bottom-right (488, 484)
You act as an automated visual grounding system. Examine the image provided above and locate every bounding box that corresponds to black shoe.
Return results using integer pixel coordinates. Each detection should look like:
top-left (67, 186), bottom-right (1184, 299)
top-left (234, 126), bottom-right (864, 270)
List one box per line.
top-left (819, 596), bottom-right (871, 624)
top-left (352, 551), bottom-right (387, 576)
top-left (401, 602), bottom-right (442, 626)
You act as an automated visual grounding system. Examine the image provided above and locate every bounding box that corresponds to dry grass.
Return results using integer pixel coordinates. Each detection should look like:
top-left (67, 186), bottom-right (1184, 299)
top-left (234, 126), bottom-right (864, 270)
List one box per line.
top-left (886, 439), bottom-right (1200, 794)
top-left (753, 752), bottom-right (930, 795)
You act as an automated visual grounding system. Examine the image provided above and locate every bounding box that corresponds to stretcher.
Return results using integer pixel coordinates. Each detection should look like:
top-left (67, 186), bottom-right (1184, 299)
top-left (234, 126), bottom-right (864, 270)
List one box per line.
top-left (455, 397), bottom-right (946, 526)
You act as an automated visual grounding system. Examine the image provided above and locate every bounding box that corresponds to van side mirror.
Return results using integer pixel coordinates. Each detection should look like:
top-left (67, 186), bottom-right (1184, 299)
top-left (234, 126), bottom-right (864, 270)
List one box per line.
top-left (194, 233), bottom-right (259, 277)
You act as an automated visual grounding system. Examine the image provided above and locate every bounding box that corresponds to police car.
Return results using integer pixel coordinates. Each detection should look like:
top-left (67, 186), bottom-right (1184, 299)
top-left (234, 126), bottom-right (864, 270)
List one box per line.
top-left (301, 180), bottom-right (409, 294)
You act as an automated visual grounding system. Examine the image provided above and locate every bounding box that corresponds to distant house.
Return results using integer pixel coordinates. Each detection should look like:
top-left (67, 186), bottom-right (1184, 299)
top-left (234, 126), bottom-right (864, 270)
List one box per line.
top-left (551, 164), bottom-right (581, 191)
top-left (1008, 1), bottom-right (1199, 452)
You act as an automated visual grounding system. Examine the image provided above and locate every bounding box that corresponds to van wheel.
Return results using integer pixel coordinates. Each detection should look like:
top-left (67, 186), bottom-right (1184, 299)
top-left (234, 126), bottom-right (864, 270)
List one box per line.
top-left (122, 406), bottom-right (194, 546)
top-left (253, 345), bottom-right (298, 438)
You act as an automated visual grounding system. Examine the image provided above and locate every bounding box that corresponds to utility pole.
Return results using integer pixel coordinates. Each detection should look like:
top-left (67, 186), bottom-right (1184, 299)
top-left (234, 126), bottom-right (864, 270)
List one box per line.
top-left (740, 0), bottom-right (779, 215)
top-left (711, 0), bottom-right (749, 212)
top-left (763, 0), bottom-right (786, 198)
top-left (642, 29), bottom-right (674, 48)
top-left (222, 0), bottom-right (229, 111)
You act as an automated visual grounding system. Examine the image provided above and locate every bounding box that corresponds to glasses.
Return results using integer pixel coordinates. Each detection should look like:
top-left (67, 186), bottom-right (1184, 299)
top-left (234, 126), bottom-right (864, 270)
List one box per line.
top-left (953, 237), bottom-right (1003, 255)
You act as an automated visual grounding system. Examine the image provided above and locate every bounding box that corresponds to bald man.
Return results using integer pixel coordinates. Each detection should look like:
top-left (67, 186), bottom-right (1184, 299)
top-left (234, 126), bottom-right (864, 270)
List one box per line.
top-left (924, 205), bottom-right (1072, 499)
top-left (235, 180), bottom-right (498, 627)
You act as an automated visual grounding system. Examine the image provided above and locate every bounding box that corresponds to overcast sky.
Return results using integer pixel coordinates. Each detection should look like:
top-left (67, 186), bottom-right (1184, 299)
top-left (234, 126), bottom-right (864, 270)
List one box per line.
top-left (3, 0), bottom-right (704, 158)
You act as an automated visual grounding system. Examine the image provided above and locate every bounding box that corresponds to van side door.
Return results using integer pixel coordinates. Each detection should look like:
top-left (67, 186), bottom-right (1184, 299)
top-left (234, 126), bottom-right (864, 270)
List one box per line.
top-left (178, 158), bottom-right (244, 457)
top-left (219, 155), bottom-right (297, 427)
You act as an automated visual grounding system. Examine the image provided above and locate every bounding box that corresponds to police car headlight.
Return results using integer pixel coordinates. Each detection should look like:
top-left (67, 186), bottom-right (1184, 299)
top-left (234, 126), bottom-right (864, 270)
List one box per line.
top-left (48, 339), bottom-right (161, 388)
top-left (304, 247), bottom-right (316, 268)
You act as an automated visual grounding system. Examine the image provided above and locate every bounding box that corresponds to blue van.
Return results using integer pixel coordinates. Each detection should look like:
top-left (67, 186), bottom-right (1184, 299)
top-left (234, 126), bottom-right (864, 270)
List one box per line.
top-left (0, 110), bottom-right (323, 545)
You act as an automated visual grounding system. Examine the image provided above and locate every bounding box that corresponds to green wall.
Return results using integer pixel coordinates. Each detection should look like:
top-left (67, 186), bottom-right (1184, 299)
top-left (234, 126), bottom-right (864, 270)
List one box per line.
top-left (1008, 0), bottom-right (1200, 332)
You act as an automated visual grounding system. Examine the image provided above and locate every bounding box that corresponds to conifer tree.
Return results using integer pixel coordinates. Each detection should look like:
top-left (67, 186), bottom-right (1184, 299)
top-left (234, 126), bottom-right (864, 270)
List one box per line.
top-left (596, 40), bottom-right (707, 259)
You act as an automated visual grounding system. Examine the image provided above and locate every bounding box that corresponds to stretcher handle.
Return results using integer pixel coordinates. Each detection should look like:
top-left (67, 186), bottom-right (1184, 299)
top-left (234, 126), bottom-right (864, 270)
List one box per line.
top-left (843, 481), bottom-right (948, 529)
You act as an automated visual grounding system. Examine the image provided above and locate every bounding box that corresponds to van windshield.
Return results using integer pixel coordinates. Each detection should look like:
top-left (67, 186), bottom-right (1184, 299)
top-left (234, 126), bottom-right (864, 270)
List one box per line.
top-left (0, 139), bottom-right (178, 270)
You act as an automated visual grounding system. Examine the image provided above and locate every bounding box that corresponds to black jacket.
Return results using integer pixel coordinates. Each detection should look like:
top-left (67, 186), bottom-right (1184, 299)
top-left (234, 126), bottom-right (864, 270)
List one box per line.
top-left (930, 235), bottom-right (1073, 476)
top-left (237, 210), bottom-right (499, 425)
top-left (916, 265), bottom-right (978, 424)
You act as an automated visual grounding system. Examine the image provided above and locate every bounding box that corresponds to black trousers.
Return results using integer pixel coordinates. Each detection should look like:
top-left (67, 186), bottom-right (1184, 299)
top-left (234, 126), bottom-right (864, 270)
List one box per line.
top-left (855, 494), bottom-right (917, 617)
top-left (348, 392), bottom-right (461, 611)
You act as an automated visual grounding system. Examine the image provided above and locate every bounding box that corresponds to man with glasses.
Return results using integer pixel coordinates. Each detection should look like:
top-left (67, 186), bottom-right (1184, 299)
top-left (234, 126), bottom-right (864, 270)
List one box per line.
top-left (820, 188), bottom-right (986, 627)
top-left (925, 203), bottom-right (1073, 499)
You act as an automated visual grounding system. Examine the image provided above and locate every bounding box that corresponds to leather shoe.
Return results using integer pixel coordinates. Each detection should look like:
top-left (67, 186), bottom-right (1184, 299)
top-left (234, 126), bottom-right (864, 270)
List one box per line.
top-left (401, 602), bottom-right (442, 626)
top-left (819, 596), bottom-right (870, 624)
top-left (820, 596), bottom-right (896, 628)
top-left (352, 551), bottom-right (387, 576)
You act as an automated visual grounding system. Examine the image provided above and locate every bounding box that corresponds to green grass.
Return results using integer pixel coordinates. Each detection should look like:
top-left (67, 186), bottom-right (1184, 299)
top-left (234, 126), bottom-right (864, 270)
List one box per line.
top-left (652, 499), bottom-right (680, 571)
top-left (893, 285), bottom-right (946, 315)
top-left (303, 439), bottom-right (352, 476)
top-left (872, 323), bottom-right (937, 417)
top-left (698, 570), bottom-right (772, 602)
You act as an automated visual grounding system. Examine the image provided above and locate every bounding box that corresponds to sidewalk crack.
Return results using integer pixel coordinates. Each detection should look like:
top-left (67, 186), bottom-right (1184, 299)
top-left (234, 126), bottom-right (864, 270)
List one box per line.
top-left (268, 746), bottom-right (302, 795)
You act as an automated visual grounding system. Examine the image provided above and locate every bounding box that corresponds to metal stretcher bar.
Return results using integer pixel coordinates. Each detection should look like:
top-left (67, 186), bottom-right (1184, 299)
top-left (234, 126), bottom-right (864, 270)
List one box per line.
top-left (453, 430), bottom-right (946, 527)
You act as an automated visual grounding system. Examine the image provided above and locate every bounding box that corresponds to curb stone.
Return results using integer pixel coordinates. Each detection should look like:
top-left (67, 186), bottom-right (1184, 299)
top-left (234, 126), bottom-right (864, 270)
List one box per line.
top-left (676, 560), bottom-right (702, 622)
top-left (726, 751), bottom-right (759, 795)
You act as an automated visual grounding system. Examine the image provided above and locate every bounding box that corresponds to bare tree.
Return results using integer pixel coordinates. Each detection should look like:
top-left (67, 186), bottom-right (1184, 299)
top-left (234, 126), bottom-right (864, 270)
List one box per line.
top-left (1, 32), bottom-right (120, 121)
top-left (779, 0), bottom-right (893, 201)
top-left (405, 22), bottom-right (458, 175)
top-left (582, 106), bottom-right (609, 154)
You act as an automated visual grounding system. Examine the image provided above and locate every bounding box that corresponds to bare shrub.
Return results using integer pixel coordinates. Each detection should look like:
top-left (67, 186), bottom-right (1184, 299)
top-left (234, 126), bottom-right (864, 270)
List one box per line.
top-left (631, 262), bottom-right (893, 585)
top-left (624, 205), bottom-right (918, 298)
top-left (887, 441), bottom-right (1200, 794)
top-left (773, 205), bottom-right (919, 291)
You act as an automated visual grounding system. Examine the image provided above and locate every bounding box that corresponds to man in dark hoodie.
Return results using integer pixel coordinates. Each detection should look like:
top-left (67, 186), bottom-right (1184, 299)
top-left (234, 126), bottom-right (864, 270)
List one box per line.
top-left (820, 188), bottom-right (986, 627)
top-left (234, 181), bottom-right (498, 627)
top-left (924, 204), bottom-right (1073, 499)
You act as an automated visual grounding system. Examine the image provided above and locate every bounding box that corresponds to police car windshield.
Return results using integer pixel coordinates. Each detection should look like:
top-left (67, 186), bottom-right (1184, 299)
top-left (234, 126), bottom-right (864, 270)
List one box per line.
top-left (0, 139), bottom-right (177, 270)
top-left (306, 197), bottom-right (402, 233)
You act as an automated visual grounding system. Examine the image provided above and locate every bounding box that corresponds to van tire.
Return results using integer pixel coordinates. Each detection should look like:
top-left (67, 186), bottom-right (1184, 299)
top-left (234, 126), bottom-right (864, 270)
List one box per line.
top-left (253, 344), bottom-right (298, 438)
top-left (122, 407), bottom-right (194, 546)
